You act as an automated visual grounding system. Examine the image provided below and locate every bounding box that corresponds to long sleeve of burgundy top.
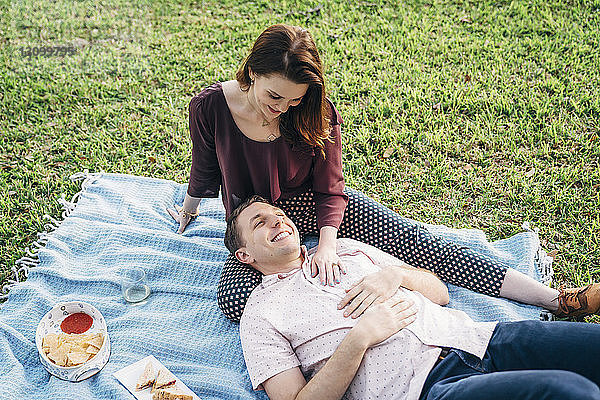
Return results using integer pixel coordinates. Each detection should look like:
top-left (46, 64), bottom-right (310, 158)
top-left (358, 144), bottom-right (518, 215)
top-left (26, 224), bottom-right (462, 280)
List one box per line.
top-left (187, 82), bottom-right (349, 230)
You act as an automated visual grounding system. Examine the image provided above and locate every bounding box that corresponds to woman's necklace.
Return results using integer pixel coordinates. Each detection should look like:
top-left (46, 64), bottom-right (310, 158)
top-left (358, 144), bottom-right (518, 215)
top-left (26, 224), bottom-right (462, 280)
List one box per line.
top-left (243, 86), bottom-right (280, 141)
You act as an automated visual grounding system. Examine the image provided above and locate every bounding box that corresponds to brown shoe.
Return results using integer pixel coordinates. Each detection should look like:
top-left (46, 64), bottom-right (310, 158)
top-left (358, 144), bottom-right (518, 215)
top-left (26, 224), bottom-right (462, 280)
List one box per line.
top-left (553, 284), bottom-right (600, 318)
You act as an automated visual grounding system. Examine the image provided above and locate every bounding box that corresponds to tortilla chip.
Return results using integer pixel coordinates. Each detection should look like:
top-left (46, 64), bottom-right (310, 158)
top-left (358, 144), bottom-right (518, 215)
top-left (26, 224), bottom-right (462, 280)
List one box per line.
top-left (47, 347), bottom-right (67, 367)
top-left (87, 334), bottom-right (104, 349)
top-left (71, 334), bottom-right (88, 346)
top-left (43, 332), bottom-right (104, 367)
top-left (67, 351), bottom-right (89, 365)
top-left (42, 334), bottom-right (59, 351)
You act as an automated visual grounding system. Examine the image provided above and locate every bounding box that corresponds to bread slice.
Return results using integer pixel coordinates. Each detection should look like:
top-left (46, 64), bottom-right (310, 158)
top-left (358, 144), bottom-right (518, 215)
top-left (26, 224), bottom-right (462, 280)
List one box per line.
top-left (152, 386), bottom-right (193, 400)
top-left (152, 389), bottom-right (169, 400)
top-left (151, 367), bottom-right (177, 393)
top-left (167, 386), bottom-right (193, 400)
top-left (136, 361), bottom-right (156, 391)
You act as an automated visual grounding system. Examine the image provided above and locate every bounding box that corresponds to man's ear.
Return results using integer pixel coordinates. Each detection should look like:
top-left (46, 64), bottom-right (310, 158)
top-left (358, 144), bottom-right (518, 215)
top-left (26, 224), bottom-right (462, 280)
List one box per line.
top-left (235, 247), bottom-right (254, 264)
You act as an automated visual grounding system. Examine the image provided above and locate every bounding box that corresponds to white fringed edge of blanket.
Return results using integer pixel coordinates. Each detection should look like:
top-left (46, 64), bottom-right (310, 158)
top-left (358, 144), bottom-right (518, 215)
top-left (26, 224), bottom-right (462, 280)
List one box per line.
top-left (0, 170), bottom-right (102, 301)
top-left (521, 221), bottom-right (556, 321)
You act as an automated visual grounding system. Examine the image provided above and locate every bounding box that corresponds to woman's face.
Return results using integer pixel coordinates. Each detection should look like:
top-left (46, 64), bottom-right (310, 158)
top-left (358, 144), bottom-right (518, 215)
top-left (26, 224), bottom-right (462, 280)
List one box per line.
top-left (249, 71), bottom-right (309, 121)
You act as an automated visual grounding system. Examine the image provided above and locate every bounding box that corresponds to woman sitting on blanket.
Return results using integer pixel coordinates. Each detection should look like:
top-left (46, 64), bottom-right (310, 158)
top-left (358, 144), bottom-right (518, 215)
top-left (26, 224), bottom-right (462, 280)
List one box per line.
top-left (167, 23), bottom-right (600, 322)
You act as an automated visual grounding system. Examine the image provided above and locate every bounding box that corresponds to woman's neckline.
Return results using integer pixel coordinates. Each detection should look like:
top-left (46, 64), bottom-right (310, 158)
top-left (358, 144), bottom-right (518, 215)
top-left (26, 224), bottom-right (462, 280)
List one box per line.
top-left (216, 81), bottom-right (282, 144)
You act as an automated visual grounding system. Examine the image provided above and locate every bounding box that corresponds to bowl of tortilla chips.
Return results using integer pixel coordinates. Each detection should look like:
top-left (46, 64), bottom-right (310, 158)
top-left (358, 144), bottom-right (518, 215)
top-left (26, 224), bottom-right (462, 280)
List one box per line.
top-left (35, 301), bottom-right (111, 382)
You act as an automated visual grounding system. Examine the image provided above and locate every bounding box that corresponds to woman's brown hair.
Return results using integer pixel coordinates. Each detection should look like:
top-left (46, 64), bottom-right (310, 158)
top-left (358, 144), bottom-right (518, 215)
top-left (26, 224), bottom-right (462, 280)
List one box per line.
top-left (236, 24), bottom-right (333, 155)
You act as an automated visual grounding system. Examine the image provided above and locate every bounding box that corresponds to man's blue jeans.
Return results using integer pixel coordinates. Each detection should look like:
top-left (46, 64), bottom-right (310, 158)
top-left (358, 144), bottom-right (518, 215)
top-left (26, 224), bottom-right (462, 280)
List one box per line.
top-left (419, 321), bottom-right (600, 400)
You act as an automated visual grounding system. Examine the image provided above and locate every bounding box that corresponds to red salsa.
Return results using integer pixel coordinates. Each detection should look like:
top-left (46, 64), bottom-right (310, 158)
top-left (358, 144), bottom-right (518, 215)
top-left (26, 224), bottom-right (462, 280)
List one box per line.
top-left (60, 312), bottom-right (93, 334)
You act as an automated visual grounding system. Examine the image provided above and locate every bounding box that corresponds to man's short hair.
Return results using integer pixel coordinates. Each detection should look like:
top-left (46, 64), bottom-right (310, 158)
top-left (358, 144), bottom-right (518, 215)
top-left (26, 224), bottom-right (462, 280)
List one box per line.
top-left (224, 195), bottom-right (272, 254)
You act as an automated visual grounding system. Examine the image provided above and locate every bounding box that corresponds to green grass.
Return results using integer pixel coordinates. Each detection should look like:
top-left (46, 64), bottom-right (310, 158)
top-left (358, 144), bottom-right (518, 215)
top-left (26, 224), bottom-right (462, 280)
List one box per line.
top-left (1, 0), bottom-right (599, 320)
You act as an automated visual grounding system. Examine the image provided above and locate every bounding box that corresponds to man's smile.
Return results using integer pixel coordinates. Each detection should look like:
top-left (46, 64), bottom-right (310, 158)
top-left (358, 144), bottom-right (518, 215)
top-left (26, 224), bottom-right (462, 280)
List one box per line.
top-left (271, 231), bottom-right (292, 242)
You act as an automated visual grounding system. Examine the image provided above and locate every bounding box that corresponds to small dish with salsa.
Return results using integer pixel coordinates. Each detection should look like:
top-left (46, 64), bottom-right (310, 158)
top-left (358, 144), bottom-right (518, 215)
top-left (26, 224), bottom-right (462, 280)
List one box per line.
top-left (35, 301), bottom-right (111, 382)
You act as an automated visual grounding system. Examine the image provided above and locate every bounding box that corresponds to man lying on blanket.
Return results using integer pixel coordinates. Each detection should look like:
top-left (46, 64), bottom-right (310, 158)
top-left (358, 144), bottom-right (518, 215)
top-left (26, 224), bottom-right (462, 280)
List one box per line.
top-left (225, 196), bottom-right (600, 400)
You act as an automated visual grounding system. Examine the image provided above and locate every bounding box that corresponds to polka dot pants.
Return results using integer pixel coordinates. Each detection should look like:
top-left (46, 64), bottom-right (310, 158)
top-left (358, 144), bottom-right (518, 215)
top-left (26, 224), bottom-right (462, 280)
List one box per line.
top-left (217, 187), bottom-right (509, 322)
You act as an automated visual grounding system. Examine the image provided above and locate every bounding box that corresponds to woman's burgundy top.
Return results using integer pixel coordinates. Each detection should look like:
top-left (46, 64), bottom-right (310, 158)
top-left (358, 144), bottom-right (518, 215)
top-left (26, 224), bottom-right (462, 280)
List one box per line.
top-left (187, 82), bottom-right (348, 229)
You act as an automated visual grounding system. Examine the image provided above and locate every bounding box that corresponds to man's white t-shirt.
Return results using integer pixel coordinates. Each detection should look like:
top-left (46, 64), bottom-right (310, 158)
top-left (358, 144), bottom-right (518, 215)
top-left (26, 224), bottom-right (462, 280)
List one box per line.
top-left (240, 238), bottom-right (497, 400)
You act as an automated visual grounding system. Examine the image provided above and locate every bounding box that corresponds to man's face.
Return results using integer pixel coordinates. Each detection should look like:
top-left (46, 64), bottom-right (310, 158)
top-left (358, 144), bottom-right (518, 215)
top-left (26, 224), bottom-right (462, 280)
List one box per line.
top-left (235, 202), bottom-right (301, 267)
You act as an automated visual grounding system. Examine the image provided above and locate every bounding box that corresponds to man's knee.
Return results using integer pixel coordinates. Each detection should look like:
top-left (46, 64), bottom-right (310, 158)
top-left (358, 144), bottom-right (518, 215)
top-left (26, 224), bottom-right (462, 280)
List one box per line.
top-left (428, 371), bottom-right (600, 400)
top-left (538, 371), bottom-right (600, 400)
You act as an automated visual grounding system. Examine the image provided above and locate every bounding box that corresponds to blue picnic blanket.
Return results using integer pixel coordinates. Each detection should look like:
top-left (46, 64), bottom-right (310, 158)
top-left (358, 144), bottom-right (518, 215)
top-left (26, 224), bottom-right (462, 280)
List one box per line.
top-left (0, 172), bottom-right (552, 399)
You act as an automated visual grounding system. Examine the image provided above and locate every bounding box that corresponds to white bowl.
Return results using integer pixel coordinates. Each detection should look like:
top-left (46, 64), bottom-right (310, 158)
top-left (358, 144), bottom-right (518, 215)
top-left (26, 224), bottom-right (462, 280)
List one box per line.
top-left (35, 301), bottom-right (111, 381)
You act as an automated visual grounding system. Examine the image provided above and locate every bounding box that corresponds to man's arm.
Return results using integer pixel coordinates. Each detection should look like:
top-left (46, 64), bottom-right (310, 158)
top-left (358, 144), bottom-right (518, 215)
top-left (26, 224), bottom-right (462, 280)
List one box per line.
top-left (262, 328), bottom-right (366, 400)
top-left (336, 240), bottom-right (449, 318)
top-left (262, 298), bottom-right (417, 400)
top-left (358, 240), bottom-right (449, 305)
